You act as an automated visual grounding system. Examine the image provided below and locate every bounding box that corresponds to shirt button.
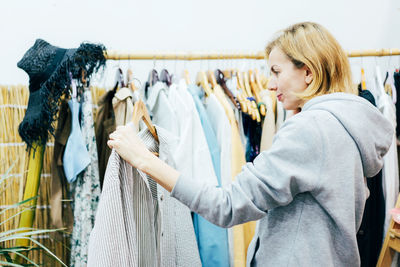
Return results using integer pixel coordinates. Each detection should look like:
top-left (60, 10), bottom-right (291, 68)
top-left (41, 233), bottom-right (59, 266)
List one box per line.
top-left (160, 195), bottom-right (164, 201)
top-left (161, 232), bottom-right (164, 237)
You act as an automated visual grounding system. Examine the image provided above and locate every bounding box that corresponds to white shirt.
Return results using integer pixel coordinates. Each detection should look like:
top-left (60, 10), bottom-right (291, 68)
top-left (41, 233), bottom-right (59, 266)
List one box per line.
top-left (146, 81), bottom-right (202, 266)
top-left (203, 92), bottom-right (232, 187)
top-left (374, 67), bottom-right (399, 238)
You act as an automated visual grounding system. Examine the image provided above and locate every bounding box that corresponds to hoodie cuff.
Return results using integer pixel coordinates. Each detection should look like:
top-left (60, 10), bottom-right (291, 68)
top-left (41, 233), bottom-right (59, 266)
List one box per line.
top-left (171, 174), bottom-right (203, 208)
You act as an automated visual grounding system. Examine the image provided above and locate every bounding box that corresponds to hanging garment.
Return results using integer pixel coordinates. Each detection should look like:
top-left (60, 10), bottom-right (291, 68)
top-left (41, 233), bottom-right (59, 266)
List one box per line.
top-left (144, 81), bottom-right (201, 266)
top-left (50, 98), bottom-right (74, 234)
top-left (171, 92), bottom-right (393, 267)
top-left (242, 112), bottom-right (262, 162)
top-left (394, 72), bottom-right (400, 139)
top-left (69, 87), bottom-right (101, 266)
top-left (213, 84), bottom-right (256, 267)
top-left (374, 67), bottom-right (399, 239)
top-left (202, 90), bottom-right (235, 266)
top-left (186, 82), bottom-right (230, 267)
top-left (112, 87), bottom-right (134, 126)
top-left (259, 90), bottom-right (276, 151)
top-left (226, 78), bottom-right (247, 149)
top-left (356, 88), bottom-right (385, 267)
top-left (95, 90), bottom-right (116, 188)
top-left (63, 98), bottom-right (91, 183)
top-left (89, 126), bottom-right (200, 267)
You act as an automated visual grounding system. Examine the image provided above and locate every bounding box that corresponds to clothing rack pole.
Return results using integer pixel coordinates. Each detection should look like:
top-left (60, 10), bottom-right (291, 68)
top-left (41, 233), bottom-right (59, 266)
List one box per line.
top-left (104, 49), bottom-right (400, 60)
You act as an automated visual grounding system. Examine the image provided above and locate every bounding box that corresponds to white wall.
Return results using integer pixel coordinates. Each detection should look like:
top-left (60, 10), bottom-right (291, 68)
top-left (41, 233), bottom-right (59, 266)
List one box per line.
top-left (2, 0), bottom-right (400, 87)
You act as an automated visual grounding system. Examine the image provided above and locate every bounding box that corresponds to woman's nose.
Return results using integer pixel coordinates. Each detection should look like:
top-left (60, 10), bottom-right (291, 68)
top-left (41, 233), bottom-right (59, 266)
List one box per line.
top-left (268, 77), bottom-right (277, 91)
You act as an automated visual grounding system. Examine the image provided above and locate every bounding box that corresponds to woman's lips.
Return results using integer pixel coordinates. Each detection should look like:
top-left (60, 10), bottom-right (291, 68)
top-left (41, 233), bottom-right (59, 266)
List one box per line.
top-left (277, 94), bottom-right (283, 101)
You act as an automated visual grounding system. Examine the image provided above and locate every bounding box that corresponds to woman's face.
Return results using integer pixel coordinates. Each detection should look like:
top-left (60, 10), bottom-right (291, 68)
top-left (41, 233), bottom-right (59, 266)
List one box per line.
top-left (267, 47), bottom-right (313, 110)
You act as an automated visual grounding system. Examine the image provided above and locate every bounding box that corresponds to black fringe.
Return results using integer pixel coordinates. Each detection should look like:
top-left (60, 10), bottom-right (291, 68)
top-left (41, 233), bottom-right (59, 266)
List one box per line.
top-left (18, 43), bottom-right (106, 150)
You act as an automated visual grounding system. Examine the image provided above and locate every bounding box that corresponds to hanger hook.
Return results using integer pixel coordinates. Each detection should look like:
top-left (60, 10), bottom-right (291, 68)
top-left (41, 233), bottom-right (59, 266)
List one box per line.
top-left (153, 56), bottom-right (156, 70)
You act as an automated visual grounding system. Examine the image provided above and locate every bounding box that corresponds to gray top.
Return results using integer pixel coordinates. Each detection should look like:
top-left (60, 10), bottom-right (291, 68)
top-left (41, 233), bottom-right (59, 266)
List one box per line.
top-left (171, 93), bottom-right (393, 267)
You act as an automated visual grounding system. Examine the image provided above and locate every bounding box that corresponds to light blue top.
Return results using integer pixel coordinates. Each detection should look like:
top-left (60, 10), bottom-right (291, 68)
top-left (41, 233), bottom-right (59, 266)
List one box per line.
top-left (63, 98), bottom-right (90, 183)
top-left (188, 84), bottom-right (230, 267)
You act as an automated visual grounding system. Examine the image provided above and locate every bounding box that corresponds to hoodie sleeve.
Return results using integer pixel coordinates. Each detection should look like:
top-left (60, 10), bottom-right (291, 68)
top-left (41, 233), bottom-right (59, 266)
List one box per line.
top-left (171, 114), bottom-right (324, 228)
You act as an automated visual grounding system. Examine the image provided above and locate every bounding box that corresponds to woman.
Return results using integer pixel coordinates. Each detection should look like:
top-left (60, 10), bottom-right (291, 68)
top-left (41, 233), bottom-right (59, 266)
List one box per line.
top-left (108, 22), bottom-right (393, 266)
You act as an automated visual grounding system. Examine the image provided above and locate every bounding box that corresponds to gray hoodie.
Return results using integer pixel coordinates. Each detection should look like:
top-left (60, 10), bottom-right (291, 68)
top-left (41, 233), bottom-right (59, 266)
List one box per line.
top-left (171, 92), bottom-right (394, 267)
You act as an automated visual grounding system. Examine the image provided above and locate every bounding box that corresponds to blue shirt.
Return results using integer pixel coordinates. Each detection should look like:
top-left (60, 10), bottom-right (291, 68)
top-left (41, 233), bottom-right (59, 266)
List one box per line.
top-left (188, 84), bottom-right (230, 267)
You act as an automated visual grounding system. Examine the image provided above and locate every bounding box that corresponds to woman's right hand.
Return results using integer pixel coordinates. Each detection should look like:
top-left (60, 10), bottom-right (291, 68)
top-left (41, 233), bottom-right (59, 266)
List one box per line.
top-left (108, 125), bottom-right (180, 192)
top-left (107, 125), bottom-right (155, 172)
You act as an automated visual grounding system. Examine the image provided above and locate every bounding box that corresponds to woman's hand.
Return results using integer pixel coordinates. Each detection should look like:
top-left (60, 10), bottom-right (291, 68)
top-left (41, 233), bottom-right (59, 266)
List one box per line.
top-left (107, 125), bottom-right (180, 192)
top-left (107, 125), bottom-right (154, 172)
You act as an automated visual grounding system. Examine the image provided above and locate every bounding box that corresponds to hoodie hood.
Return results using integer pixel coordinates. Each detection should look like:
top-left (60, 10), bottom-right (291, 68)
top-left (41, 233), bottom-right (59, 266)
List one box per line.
top-left (302, 93), bottom-right (394, 177)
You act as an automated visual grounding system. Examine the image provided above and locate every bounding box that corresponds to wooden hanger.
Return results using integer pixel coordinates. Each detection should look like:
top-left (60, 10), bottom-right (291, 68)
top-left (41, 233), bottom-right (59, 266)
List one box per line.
top-left (243, 71), bottom-right (254, 98)
top-left (235, 70), bottom-right (252, 114)
top-left (222, 69), bottom-right (232, 79)
top-left (196, 71), bottom-right (212, 96)
top-left (215, 69), bottom-right (241, 110)
top-left (207, 70), bottom-right (218, 89)
top-left (236, 70), bottom-right (246, 94)
top-left (183, 69), bottom-right (191, 85)
top-left (243, 71), bottom-right (260, 120)
top-left (254, 68), bottom-right (265, 91)
top-left (249, 70), bottom-right (266, 117)
top-left (361, 68), bottom-right (367, 90)
top-left (132, 100), bottom-right (159, 146)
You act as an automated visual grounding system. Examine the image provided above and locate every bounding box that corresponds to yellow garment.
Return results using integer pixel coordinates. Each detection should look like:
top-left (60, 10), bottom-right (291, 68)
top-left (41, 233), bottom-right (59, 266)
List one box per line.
top-left (213, 85), bottom-right (256, 267)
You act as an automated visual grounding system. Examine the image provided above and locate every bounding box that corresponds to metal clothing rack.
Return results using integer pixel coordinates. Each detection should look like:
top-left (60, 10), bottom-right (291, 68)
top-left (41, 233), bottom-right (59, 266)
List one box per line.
top-left (105, 48), bottom-right (400, 60)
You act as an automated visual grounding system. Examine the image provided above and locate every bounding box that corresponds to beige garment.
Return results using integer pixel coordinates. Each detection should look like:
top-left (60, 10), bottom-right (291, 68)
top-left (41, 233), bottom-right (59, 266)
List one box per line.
top-left (213, 85), bottom-right (256, 267)
top-left (260, 90), bottom-right (276, 151)
top-left (112, 87), bottom-right (134, 126)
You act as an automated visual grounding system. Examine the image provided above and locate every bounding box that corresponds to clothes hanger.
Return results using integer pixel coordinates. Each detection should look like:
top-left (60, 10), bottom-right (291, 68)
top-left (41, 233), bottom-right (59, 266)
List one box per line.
top-left (160, 69), bottom-right (172, 86)
top-left (215, 69), bottom-right (241, 110)
top-left (233, 56), bottom-right (251, 115)
top-left (183, 69), bottom-right (191, 85)
top-left (227, 68), bottom-right (247, 112)
top-left (360, 56), bottom-right (367, 91)
top-left (243, 71), bottom-right (259, 121)
top-left (207, 70), bottom-right (218, 89)
top-left (132, 99), bottom-right (160, 149)
top-left (254, 68), bottom-right (265, 91)
top-left (196, 71), bottom-right (212, 96)
top-left (243, 71), bottom-right (254, 98)
top-left (361, 68), bottom-right (367, 90)
top-left (249, 70), bottom-right (266, 117)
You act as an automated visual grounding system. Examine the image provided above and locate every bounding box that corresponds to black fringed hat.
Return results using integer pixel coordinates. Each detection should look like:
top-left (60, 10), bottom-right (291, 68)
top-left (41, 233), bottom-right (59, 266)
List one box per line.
top-left (17, 39), bottom-right (106, 149)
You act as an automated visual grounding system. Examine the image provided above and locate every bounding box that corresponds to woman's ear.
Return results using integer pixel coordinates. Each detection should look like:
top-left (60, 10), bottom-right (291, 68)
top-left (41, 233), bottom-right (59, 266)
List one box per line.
top-left (304, 66), bottom-right (313, 85)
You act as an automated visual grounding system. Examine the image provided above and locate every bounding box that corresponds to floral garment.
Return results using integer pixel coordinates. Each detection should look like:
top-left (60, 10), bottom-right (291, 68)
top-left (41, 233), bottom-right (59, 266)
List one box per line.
top-left (69, 86), bottom-right (101, 266)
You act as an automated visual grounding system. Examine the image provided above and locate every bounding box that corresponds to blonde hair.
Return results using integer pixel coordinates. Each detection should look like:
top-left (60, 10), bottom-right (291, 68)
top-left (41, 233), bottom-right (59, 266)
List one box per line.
top-left (265, 22), bottom-right (357, 100)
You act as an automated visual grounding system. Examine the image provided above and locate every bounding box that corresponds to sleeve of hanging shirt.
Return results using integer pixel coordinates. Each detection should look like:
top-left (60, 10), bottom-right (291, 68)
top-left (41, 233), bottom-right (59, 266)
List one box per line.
top-left (170, 113), bottom-right (323, 228)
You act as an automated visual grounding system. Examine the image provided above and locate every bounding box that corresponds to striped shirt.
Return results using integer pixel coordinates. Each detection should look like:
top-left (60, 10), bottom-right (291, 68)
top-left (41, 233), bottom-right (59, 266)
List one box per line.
top-left (88, 126), bottom-right (200, 267)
